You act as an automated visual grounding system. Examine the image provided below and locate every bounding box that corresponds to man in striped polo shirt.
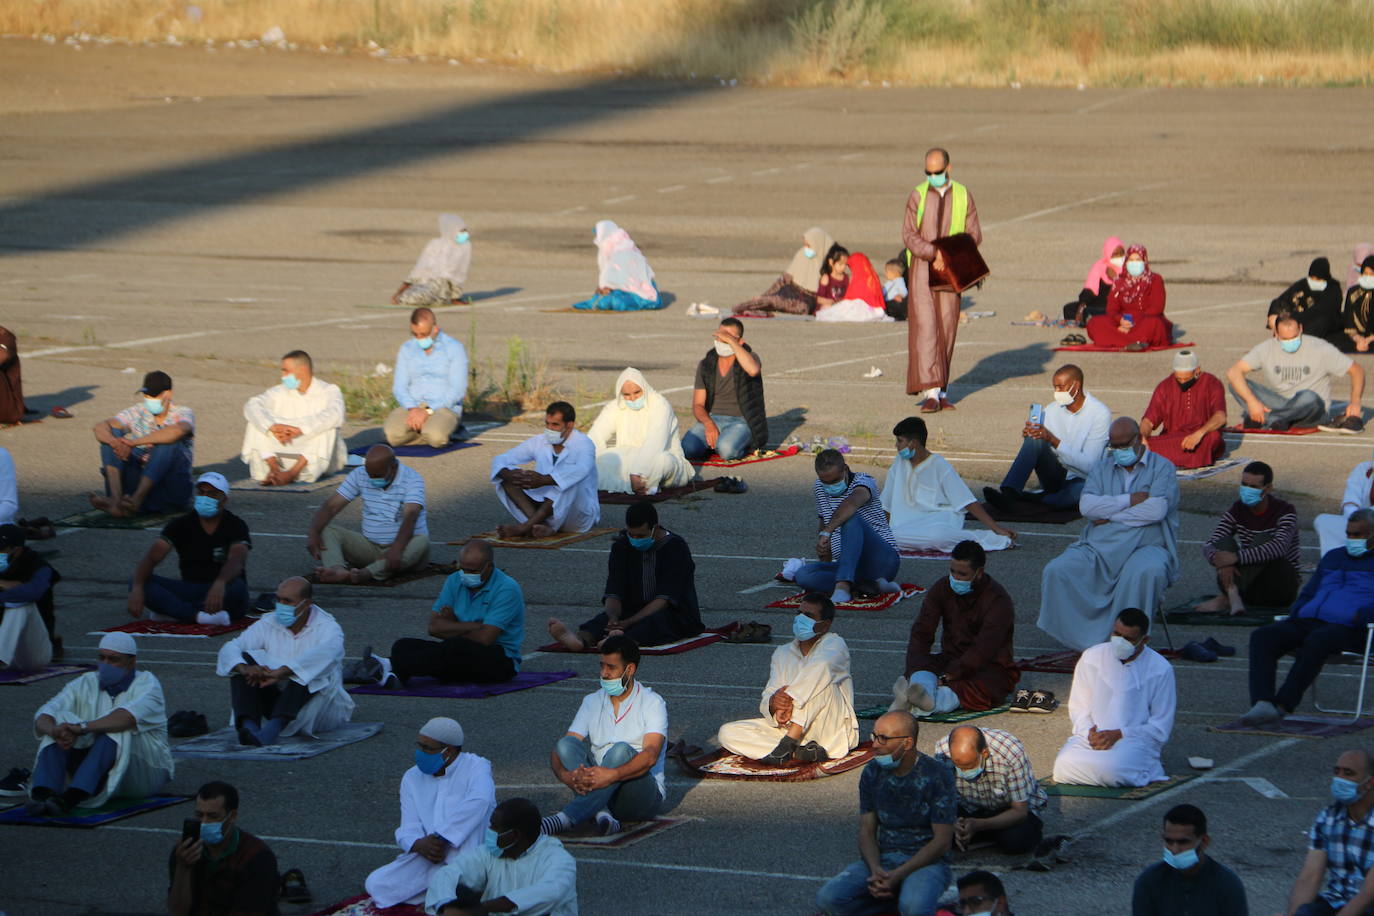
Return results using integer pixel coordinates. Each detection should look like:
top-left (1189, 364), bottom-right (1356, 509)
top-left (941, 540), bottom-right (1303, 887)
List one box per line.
top-left (795, 449), bottom-right (901, 605)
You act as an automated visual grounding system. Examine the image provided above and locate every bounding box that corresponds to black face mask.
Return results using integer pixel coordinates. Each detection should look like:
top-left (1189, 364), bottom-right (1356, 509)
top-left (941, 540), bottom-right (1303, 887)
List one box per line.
top-left (1176, 377), bottom-right (1197, 392)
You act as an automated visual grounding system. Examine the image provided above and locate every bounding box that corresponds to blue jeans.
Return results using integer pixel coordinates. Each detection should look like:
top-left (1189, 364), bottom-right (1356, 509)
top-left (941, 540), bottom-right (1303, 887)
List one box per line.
top-left (98, 435), bottom-right (192, 513)
top-left (815, 853), bottom-right (952, 916)
top-left (681, 414), bottom-right (752, 461)
top-left (795, 514), bottom-right (900, 593)
top-left (32, 734), bottom-right (117, 799)
top-left (555, 736), bottom-right (663, 826)
top-left (1229, 381), bottom-right (1326, 428)
top-left (999, 436), bottom-right (1084, 509)
top-left (139, 575), bottom-right (250, 623)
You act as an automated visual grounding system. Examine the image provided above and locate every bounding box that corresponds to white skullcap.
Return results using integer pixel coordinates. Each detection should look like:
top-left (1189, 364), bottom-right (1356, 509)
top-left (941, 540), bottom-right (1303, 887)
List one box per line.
top-left (196, 471), bottom-right (230, 495)
top-left (420, 717), bottom-right (465, 748)
top-left (1173, 350), bottom-right (1199, 373)
top-left (98, 632), bottom-right (138, 656)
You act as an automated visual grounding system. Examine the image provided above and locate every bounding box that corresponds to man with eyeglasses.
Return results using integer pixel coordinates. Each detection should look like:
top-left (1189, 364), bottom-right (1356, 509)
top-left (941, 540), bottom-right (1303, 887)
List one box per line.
top-left (816, 710), bottom-right (955, 916)
top-left (955, 870), bottom-right (1013, 916)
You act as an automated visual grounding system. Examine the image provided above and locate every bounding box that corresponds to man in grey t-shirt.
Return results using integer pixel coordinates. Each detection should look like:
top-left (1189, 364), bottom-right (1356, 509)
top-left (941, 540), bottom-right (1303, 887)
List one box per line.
top-left (1225, 312), bottom-right (1364, 432)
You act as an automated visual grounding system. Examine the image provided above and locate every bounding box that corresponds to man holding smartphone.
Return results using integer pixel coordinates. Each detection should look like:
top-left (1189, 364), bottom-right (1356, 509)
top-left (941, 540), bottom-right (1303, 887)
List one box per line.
top-left (168, 781), bottom-right (281, 916)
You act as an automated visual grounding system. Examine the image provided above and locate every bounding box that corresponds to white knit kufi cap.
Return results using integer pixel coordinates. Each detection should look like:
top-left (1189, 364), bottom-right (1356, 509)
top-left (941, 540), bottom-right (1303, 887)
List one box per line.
top-left (98, 632), bottom-right (138, 656)
top-left (1173, 350), bottom-right (1199, 373)
top-left (420, 716), bottom-right (465, 747)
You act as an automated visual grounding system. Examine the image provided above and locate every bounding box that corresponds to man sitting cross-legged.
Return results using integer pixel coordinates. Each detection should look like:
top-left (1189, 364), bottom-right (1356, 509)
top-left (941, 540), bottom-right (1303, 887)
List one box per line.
top-left (934, 725), bottom-right (1048, 856)
top-left (89, 370), bottom-right (195, 518)
top-left (547, 501), bottom-right (701, 653)
top-left (1194, 460), bottom-right (1301, 615)
top-left (1139, 349), bottom-right (1228, 470)
top-left (0, 523), bottom-right (61, 672)
top-left (1052, 608), bottom-right (1177, 788)
top-left (541, 636), bottom-right (666, 838)
top-left (795, 448), bottom-right (901, 605)
top-left (490, 401), bottom-right (600, 540)
top-left (717, 592), bottom-right (857, 765)
top-left (240, 348), bottom-right (346, 486)
top-left (894, 540), bottom-right (1019, 718)
top-left (308, 444), bottom-right (430, 584)
top-left (1240, 508), bottom-right (1374, 728)
top-left (215, 576), bottom-right (353, 746)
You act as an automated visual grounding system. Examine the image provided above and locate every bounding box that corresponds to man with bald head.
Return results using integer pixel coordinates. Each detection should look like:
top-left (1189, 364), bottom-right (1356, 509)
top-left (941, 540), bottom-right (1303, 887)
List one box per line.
top-left (241, 348), bottom-right (346, 486)
top-left (934, 725), bottom-right (1047, 856)
top-left (386, 307), bottom-right (469, 449)
top-left (360, 540), bottom-right (526, 687)
top-left (816, 710), bottom-right (956, 916)
top-left (902, 147), bottom-right (983, 413)
top-left (216, 576), bottom-right (353, 745)
top-left (1282, 749), bottom-right (1374, 916)
top-left (24, 632), bottom-right (173, 816)
top-left (308, 443), bottom-right (430, 583)
top-left (1038, 417), bottom-right (1180, 650)
top-left (988, 364), bottom-right (1112, 513)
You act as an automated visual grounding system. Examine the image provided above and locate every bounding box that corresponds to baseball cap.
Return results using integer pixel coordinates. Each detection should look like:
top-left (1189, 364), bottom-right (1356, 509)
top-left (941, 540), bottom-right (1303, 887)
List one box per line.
top-left (196, 471), bottom-right (229, 495)
top-left (139, 371), bottom-right (173, 396)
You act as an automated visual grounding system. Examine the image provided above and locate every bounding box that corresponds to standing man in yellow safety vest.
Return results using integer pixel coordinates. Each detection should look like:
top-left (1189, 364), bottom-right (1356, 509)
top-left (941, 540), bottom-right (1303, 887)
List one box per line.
top-left (902, 147), bottom-right (983, 413)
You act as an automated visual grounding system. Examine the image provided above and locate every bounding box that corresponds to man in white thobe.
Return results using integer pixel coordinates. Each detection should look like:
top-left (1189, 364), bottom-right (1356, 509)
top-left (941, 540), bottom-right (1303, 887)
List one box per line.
top-left (1052, 609), bottom-right (1176, 787)
top-left (882, 416), bottom-right (1015, 553)
top-left (366, 717), bottom-right (497, 908)
top-left (717, 592), bottom-right (857, 765)
top-left (25, 632), bottom-right (173, 816)
top-left (241, 349), bottom-right (346, 486)
top-left (426, 798), bottom-right (578, 916)
top-left (491, 401), bottom-right (599, 539)
top-left (1039, 417), bottom-right (1179, 651)
top-left (215, 576), bottom-right (353, 746)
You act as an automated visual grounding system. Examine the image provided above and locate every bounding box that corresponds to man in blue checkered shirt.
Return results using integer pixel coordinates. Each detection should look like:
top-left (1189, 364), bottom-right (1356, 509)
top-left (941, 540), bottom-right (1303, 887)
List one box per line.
top-left (1283, 749), bottom-right (1374, 915)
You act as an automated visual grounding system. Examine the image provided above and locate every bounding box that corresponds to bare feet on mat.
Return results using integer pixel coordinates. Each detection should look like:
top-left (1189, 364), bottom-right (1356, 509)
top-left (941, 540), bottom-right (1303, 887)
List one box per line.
top-left (315, 565), bottom-right (351, 584)
top-left (88, 493), bottom-right (128, 517)
top-left (1192, 594), bottom-right (1228, 614)
top-left (530, 524), bottom-right (557, 539)
top-left (548, 618), bottom-right (585, 651)
top-left (348, 567), bottom-right (375, 584)
top-left (496, 520), bottom-right (533, 539)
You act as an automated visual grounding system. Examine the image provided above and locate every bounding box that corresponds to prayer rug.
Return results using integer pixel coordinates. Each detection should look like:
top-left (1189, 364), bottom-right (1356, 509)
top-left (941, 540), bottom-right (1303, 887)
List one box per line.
top-left (1164, 600), bottom-right (1286, 627)
top-left (348, 441), bottom-right (479, 458)
top-left (91, 618), bottom-right (253, 638)
top-left (172, 721), bottom-right (383, 761)
top-left (229, 473), bottom-right (342, 493)
top-left (898, 547), bottom-right (953, 560)
top-left (454, 527), bottom-right (616, 550)
top-left (683, 742), bottom-right (874, 781)
top-left (0, 794), bottom-right (190, 828)
top-left (55, 508), bottom-right (183, 530)
top-left (855, 703), bottom-right (1012, 722)
top-left (1053, 341), bottom-right (1196, 353)
top-left (537, 623), bottom-right (741, 656)
top-left (1209, 714), bottom-right (1374, 738)
top-left (1020, 649), bottom-right (1182, 674)
top-left (598, 477), bottom-right (724, 504)
top-left (1174, 456), bottom-right (1251, 481)
top-left (559, 815), bottom-right (698, 849)
top-left (766, 585), bottom-right (924, 613)
top-left (309, 894), bottom-right (424, 916)
top-left (1040, 773), bottom-right (1196, 799)
top-left (0, 663), bottom-right (94, 686)
top-left (349, 670), bottom-right (576, 698)
top-left (970, 502), bottom-right (1081, 525)
top-left (690, 444), bottom-right (803, 468)
top-left (308, 561), bottom-right (456, 588)
top-left (1222, 425), bottom-right (1319, 436)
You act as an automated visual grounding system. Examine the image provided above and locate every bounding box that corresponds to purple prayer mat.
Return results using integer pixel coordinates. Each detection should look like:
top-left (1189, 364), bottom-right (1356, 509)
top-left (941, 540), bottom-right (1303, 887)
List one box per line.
top-left (0, 664), bottom-right (94, 686)
top-left (348, 670), bottom-right (575, 698)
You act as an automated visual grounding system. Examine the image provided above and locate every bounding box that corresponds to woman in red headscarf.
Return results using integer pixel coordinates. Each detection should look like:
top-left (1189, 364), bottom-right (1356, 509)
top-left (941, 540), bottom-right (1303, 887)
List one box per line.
top-left (1086, 244), bottom-right (1171, 350)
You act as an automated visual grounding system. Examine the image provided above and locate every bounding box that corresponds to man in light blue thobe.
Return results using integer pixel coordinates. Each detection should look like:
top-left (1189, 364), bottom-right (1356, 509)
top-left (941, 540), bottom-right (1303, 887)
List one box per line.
top-left (1038, 418), bottom-right (1179, 651)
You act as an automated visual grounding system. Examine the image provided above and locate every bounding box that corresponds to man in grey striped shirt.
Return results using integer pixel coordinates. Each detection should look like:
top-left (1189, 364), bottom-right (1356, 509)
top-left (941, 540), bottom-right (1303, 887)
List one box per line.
top-left (795, 449), bottom-right (901, 604)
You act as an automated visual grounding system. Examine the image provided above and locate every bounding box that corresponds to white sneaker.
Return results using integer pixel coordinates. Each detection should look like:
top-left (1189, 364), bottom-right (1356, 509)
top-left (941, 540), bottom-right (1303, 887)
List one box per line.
top-left (831, 588), bottom-right (852, 604)
top-left (906, 681), bottom-right (935, 712)
top-left (196, 611), bottom-right (231, 627)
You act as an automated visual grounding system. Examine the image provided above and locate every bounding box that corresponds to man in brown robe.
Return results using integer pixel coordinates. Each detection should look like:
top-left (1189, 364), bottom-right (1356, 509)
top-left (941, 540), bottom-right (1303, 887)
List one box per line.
top-left (0, 326), bottom-right (24, 426)
top-left (894, 539), bottom-right (1019, 714)
top-left (902, 147), bottom-right (983, 412)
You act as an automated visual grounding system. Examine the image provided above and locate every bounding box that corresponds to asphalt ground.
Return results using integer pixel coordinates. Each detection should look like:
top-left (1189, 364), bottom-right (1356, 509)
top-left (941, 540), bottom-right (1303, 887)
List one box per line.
top-left (2, 39), bottom-right (1374, 916)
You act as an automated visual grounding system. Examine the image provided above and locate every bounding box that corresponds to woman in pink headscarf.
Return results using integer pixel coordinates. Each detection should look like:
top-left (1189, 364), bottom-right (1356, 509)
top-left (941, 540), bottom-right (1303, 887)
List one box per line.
top-left (1086, 244), bottom-right (1172, 350)
top-left (1064, 236), bottom-right (1125, 325)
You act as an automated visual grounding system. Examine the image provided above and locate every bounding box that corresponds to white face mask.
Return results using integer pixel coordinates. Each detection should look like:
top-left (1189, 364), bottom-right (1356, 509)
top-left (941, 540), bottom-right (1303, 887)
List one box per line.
top-left (714, 340), bottom-right (736, 358)
top-left (1308, 277), bottom-right (1328, 292)
top-left (1109, 256), bottom-right (1125, 270)
top-left (1110, 635), bottom-right (1138, 661)
top-left (1052, 387), bottom-right (1075, 406)
top-left (543, 428), bottom-right (564, 445)
top-left (1359, 275), bottom-right (1374, 291)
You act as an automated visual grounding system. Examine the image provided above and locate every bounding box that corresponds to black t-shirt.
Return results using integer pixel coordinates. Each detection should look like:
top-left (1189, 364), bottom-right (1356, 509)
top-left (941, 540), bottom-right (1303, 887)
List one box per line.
top-left (159, 511), bottom-right (252, 583)
top-left (1131, 857), bottom-right (1248, 916)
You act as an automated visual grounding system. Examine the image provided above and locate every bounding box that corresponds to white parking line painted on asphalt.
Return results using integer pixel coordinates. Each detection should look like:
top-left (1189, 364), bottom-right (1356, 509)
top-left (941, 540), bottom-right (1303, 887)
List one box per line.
top-left (985, 181), bottom-right (1169, 230)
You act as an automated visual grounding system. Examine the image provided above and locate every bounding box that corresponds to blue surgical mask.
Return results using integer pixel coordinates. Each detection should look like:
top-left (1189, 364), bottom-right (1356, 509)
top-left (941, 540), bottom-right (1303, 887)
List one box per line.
top-left (1348, 539), bottom-right (1369, 558)
top-left (1238, 485), bottom-right (1264, 507)
top-left (194, 494), bottom-right (221, 518)
top-left (957, 764), bottom-right (984, 781)
top-left (417, 336), bottom-right (435, 351)
top-left (628, 535), bottom-right (654, 551)
top-left (97, 662), bottom-right (127, 690)
top-left (414, 748), bottom-right (447, 775)
top-left (1333, 776), bottom-right (1366, 803)
top-left (792, 613), bottom-right (817, 641)
top-left (802, 246), bottom-right (816, 259)
top-left (460, 571), bottom-right (484, 589)
top-left (927, 171), bottom-right (948, 188)
top-left (455, 231), bottom-right (470, 244)
top-left (873, 752), bottom-right (903, 770)
top-left (274, 602), bottom-right (298, 626)
top-left (1280, 335), bottom-right (1302, 353)
top-left (281, 374), bottom-right (300, 390)
top-left (200, 820), bottom-right (225, 845)
top-left (822, 479), bottom-right (848, 497)
top-left (624, 395), bottom-right (646, 410)
top-left (1125, 260), bottom-right (1145, 277)
top-left (600, 676), bottom-right (627, 697)
top-left (950, 576), bottom-right (974, 596)
top-left (1163, 846), bottom-right (1199, 870)
top-left (143, 397), bottom-right (166, 415)
top-left (1112, 446), bottom-right (1140, 467)
top-left (368, 476), bottom-right (390, 489)
top-left (484, 827), bottom-right (507, 857)
top-left (0, 552), bottom-right (9, 574)
top-left (897, 447), bottom-right (916, 460)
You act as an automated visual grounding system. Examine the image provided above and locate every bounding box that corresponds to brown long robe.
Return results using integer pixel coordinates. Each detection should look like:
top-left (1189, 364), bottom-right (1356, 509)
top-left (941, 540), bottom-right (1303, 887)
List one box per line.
top-left (0, 326), bottom-right (23, 425)
top-left (901, 184), bottom-right (983, 393)
top-left (904, 571), bottom-right (1019, 711)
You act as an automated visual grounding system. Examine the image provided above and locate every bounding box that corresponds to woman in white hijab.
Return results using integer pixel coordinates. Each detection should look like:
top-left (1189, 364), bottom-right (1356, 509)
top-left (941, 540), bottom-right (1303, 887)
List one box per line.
top-left (587, 368), bottom-right (692, 494)
top-left (732, 227), bottom-right (836, 316)
top-left (391, 214), bottom-right (472, 306)
top-left (572, 221), bottom-right (662, 311)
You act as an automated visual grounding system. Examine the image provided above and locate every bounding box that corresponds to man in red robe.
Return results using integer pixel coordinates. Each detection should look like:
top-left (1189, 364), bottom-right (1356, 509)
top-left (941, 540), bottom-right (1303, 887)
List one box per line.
top-left (0, 326), bottom-right (23, 426)
top-left (1140, 350), bottom-right (1227, 469)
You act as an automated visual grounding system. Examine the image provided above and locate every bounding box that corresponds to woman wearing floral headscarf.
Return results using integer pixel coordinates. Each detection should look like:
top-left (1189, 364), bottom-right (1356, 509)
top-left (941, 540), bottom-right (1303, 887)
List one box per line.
top-left (1086, 244), bottom-right (1172, 350)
